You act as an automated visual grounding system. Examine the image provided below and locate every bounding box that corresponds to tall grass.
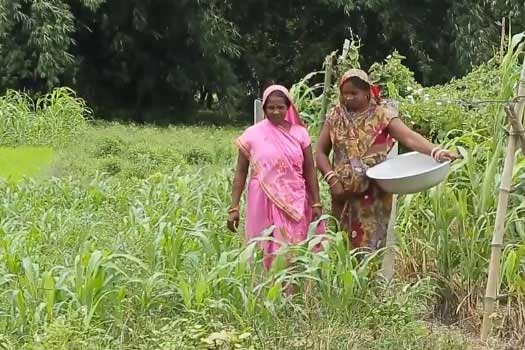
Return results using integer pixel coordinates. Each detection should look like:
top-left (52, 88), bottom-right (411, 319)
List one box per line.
top-left (0, 168), bottom-right (472, 349)
top-left (393, 33), bottom-right (525, 333)
top-left (0, 87), bottom-right (89, 147)
top-left (2, 37), bottom-right (525, 348)
top-left (289, 34), bottom-right (525, 339)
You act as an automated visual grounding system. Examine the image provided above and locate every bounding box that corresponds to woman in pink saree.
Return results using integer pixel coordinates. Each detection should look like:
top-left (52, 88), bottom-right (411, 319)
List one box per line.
top-left (227, 85), bottom-right (324, 270)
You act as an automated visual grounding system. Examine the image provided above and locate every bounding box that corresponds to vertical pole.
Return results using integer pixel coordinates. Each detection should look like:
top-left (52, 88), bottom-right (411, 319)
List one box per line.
top-left (342, 39), bottom-right (350, 58)
top-left (254, 99), bottom-right (263, 124)
top-left (320, 56), bottom-right (334, 121)
top-left (499, 17), bottom-right (506, 61)
top-left (381, 142), bottom-right (399, 281)
top-left (481, 58), bottom-right (525, 341)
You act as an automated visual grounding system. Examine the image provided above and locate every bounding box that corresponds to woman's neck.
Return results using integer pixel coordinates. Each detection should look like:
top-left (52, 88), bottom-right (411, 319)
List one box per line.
top-left (346, 104), bottom-right (369, 113)
top-left (268, 118), bottom-right (291, 130)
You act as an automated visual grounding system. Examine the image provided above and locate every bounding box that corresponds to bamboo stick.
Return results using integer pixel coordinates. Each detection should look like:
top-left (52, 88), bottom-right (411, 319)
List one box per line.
top-left (381, 142), bottom-right (399, 281)
top-left (319, 56), bottom-right (333, 121)
top-left (480, 58), bottom-right (525, 341)
top-left (499, 17), bottom-right (506, 61)
top-left (380, 194), bottom-right (398, 281)
top-left (505, 105), bottom-right (525, 156)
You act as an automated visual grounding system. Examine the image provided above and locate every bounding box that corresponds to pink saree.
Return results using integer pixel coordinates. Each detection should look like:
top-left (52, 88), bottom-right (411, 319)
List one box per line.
top-left (236, 85), bottom-right (323, 269)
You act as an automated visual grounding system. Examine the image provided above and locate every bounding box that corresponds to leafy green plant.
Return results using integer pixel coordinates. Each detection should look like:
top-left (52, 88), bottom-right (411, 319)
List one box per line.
top-left (0, 88), bottom-right (90, 147)
top-left (3, 34), bottom-right (525, 348)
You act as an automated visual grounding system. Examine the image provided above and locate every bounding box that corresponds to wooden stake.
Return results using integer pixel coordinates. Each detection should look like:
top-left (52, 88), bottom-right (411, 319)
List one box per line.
top-left (480, 57), bottom-right (525, 341)
top-left (499, 17), bottom-right (506, 61)
top-left (381, 142), bottom-right (399, 281)
top-left (505, 105), bottom-right (525, 156)
top-left (253, 99), bottom-right (263, 124)
top-left (381, 194), bottom-right (398, 280)
top-left (320, 56), bottom-right (334, 121)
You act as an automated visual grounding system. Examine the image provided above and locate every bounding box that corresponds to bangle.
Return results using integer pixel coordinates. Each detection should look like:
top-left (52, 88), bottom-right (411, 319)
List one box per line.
top-left (327, 174), bottom-right (339, 185)
top-left (323, 171), bottom-right (335, 181)
top-left (329, 178), bottom-right (340, 188)
top-left (312, 203), bottom-right (323, 208)
top-left (430, 147), bottom-right (441, 159)
top-left (325, 173), bottom-right (337, 184)
top-left (433, 149), bottom-right (445, 161)
top-left (228, 206), bottom-right (240, 213)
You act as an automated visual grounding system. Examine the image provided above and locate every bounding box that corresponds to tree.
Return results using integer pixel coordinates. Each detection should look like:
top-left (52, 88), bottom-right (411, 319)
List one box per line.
top-left (1, 0), bottom-right (523, 122)
top-left (72, 0), bottom-right (241, 122)
top-left (0, 0), bottom-right (105, 91)
top-left (223, 0), bottom-right (358, 114)
top-left (356, 0), bottom-right (525, 83)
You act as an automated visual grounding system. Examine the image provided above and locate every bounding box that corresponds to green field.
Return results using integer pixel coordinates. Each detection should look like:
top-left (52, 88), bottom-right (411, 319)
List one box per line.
top-left (0, 123), bottom-right (481, 350)
top-left (0, 146), bottom-right (54, 181)
top-left (1, 39), bottom-right (525, 349)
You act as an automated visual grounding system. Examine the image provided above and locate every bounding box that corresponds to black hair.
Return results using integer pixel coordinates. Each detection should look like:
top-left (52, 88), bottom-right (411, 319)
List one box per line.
top-left (345, 76), bottom-right (370, 92)
top-left (263, 90), bottom-right (291, 109)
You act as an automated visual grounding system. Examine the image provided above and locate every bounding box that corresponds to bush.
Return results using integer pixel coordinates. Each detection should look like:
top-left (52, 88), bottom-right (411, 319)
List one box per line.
top-left (93, 137), bottom-right (126, 158)
top-left (0, 87), bottom-right (90, 147)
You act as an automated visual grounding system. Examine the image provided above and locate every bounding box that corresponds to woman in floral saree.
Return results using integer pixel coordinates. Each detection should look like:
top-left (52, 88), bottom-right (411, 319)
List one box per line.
top-left (316, 69), bottom-right (457, 251)
top-left (227, 85), bottom-right (324, 269)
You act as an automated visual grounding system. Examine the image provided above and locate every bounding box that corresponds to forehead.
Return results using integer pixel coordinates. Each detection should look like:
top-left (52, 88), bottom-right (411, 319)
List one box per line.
top-left (265, 94), bottom-right (288, 105)
top-left (341, 79), bottom-right (367, 92)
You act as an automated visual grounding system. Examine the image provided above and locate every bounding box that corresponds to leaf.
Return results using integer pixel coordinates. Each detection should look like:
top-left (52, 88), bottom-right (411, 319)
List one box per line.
top-left (266, 282), bottom-right (282, 302)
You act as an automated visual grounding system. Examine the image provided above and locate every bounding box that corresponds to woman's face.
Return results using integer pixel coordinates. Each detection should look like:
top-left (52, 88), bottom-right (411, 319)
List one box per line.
top-left (264, 94), bottom-right (288, 124)
top-left (341, 79), bottom-right (370, 111)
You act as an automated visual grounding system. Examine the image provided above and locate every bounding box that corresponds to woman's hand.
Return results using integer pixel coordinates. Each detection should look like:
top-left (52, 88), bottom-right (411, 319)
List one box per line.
top-left (330, 181), bottom-right (346, 201)
top-left (312, 206), bottom-right (323, 221)
top-left (435, 149), bottom-right (458, 162)
top-left (227, 211), bottom-right (240, 232)
top-left (229, 151), bottom-right (249, 233)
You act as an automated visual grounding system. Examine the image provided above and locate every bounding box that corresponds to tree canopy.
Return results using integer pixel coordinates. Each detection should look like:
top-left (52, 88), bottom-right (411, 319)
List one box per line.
top-left (0, 0), bottom-right (523, 122)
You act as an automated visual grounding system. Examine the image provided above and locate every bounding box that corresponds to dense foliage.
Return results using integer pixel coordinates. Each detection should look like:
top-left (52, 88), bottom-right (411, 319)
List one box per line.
top-left (0, 31), bottom-right (524, 349)
top-left (0, 0), bottom-right (524, 121)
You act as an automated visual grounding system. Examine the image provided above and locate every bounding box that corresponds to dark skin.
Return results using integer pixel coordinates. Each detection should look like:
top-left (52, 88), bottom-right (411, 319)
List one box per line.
top-left (227, 94), bottom-right (322, 232)
top-left (316, 79), bottom-right (458, 219)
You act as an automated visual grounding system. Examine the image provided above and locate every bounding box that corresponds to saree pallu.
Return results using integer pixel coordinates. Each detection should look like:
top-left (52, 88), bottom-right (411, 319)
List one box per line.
top-left (237, 118), bottom-right (323, 269)
top-left (327, 104), bottom-right (397, 250)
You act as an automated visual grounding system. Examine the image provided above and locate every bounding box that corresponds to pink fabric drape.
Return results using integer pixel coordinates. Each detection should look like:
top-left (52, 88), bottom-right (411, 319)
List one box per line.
top-left (237, 85), bottom-right (324, 269)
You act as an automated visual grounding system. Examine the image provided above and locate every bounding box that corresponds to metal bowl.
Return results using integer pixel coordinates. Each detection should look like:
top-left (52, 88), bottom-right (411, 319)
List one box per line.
top-left (366, 151), bottom-right (451, 194)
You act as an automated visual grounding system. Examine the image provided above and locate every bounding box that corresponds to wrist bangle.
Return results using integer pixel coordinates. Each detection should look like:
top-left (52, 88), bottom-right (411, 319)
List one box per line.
top-left (433, 149), bottom-right (445, 161)
top-left (327, 175), bottom-right (339, 185)
top-left (323, 171), bottom-right (335, 181)
top-left (329, 178), bottom-right (340, 188)
top-left (312, 203), bottom-right (322, 208)
top-left (430, 147), bottom-right (441, 159)
top-left (325, 173), bottom-right (337, 183)
top-left (229, 206), bottom-right (240, 213)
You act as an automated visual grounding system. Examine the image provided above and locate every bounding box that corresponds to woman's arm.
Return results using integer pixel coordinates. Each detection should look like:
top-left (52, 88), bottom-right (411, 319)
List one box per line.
top-left (387, 118), bottom-right (457, 161)
top-left (315, 122), bottom-right (333, 176)
top-left (303, 145), bottom-right (321, 205)
top-left (231, 151), bottom-right (249, 208)
top-left (228, 151), bottom-right (249, 232)
top-left (316, 122), bottom-right (345, 199)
